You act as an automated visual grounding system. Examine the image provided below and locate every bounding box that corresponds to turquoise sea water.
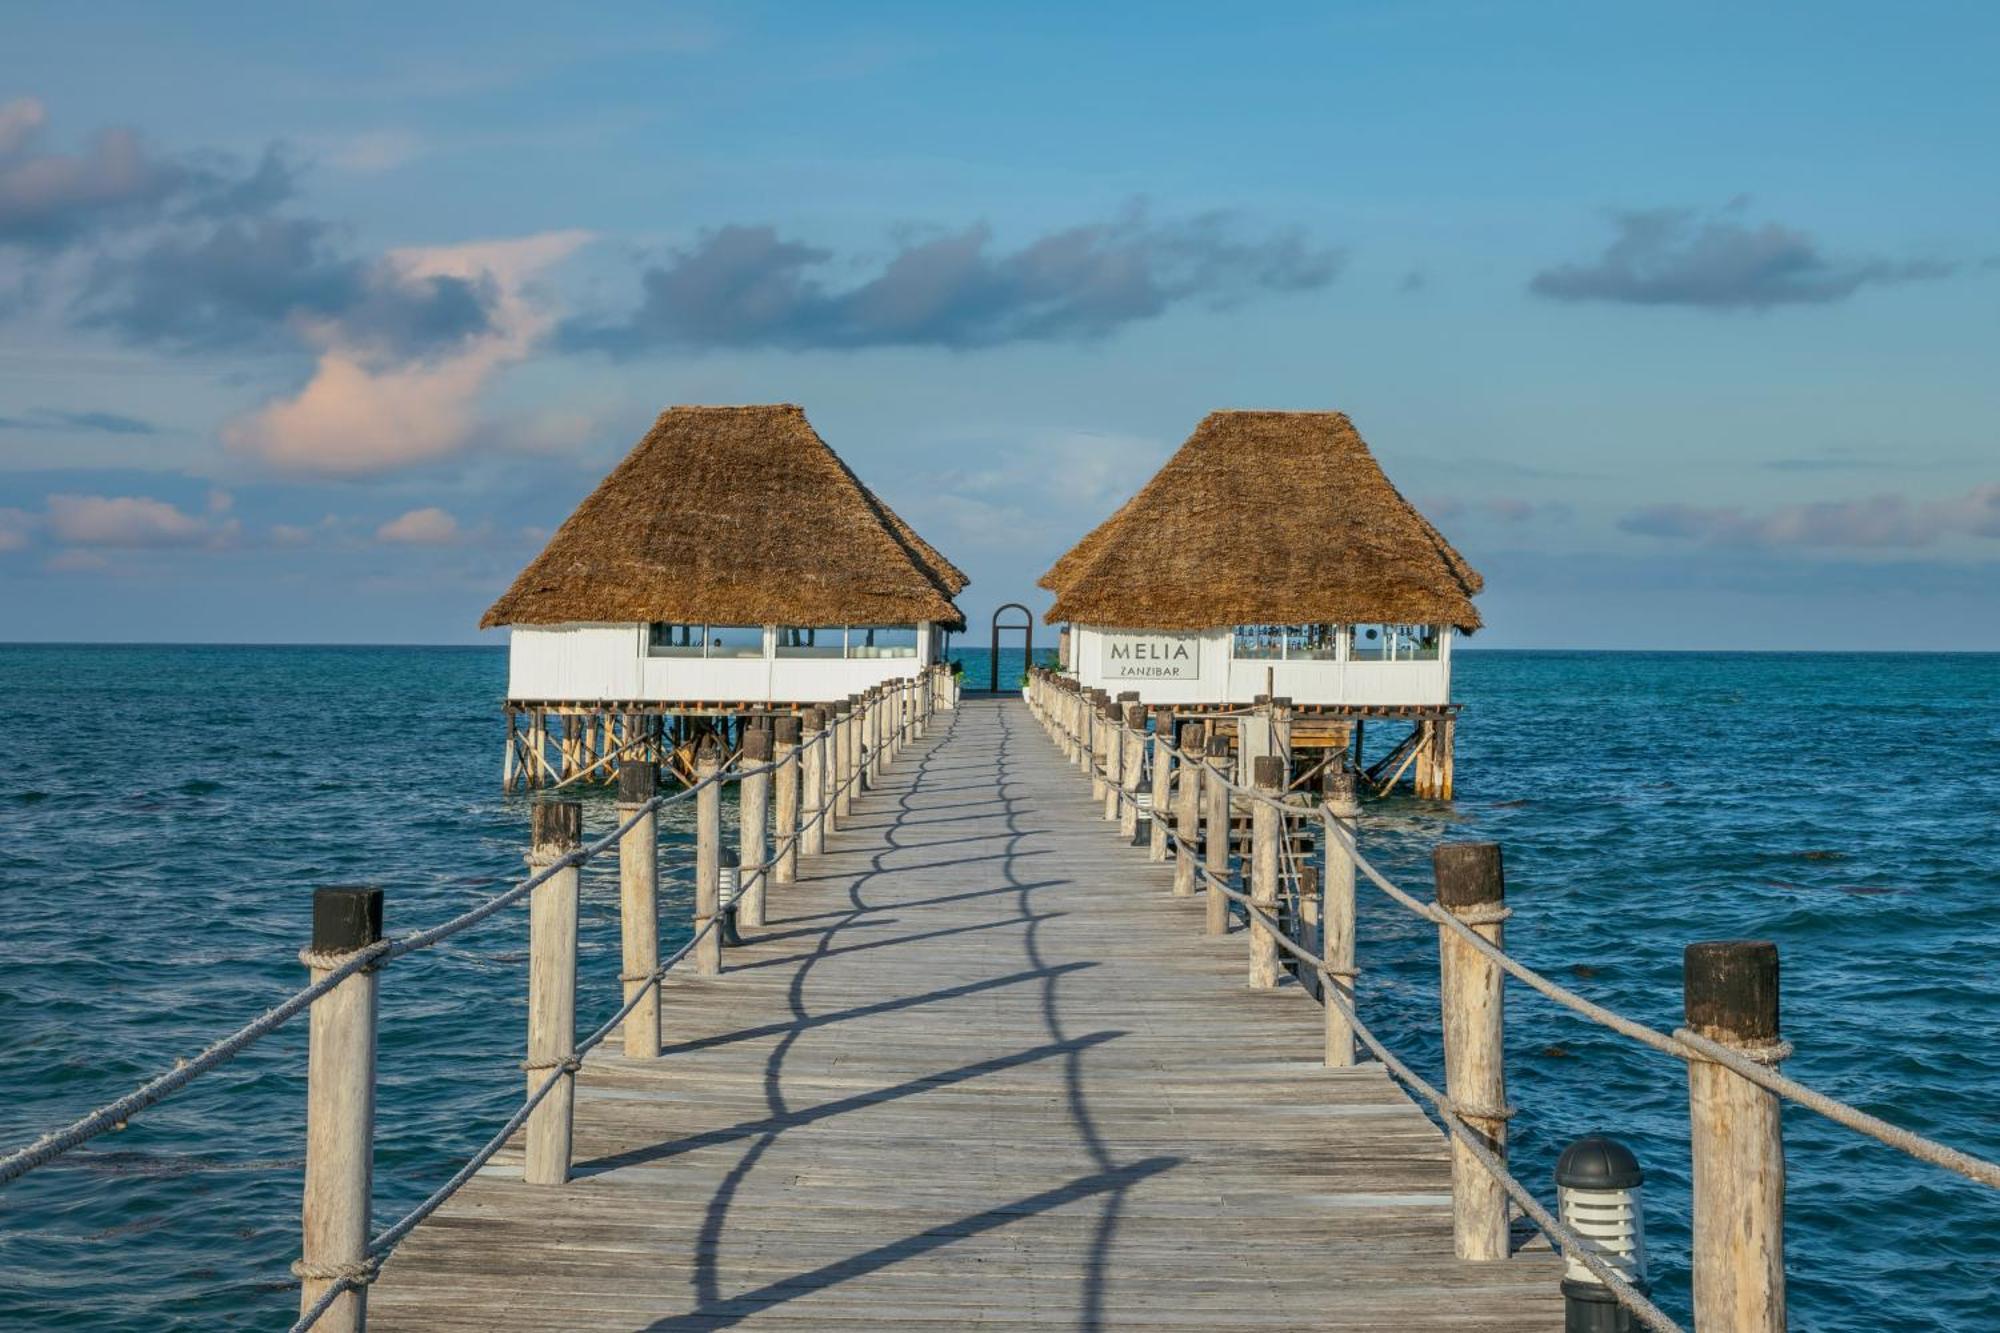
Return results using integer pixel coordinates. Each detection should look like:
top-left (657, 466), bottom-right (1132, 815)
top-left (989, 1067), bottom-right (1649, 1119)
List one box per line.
top-left (0, 645), bottom-right (1995, 1329)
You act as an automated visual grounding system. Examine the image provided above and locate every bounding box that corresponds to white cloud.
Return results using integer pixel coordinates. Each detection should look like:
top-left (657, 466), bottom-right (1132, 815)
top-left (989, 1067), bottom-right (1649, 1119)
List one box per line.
top-left (376, 506), bottom-right (460, 545)
top-left (45, 493), bottom-right (236, 548)
top-left (223, 229), bottom-right (591, 476)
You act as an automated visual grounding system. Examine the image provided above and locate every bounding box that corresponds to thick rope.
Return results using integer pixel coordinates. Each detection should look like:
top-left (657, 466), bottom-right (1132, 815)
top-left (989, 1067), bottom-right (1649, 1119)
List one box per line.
top-left (0, 760), bottom-right (735, 1187)
top-left (1054, 705), bottom-right (2000, 1196)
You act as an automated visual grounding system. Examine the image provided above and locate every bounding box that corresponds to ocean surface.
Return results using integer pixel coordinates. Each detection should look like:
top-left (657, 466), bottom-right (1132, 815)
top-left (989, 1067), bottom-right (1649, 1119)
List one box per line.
top-left (1, 645), bottom-right (1995, 1330)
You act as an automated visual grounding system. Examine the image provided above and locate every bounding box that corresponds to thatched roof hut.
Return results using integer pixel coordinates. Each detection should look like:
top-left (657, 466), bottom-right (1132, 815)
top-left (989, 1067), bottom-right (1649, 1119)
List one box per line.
top-left (483, 404), bottom-right (966, 630)
top-left (1041, 410), bottom-right (1481, 632)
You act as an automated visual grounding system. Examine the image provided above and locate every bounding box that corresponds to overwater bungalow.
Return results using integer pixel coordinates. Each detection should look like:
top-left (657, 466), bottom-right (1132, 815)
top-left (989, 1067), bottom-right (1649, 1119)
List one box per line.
top-left (483, 403), bottom-right (967, 787)
top-left (1039, 409), bottom-right (1480, 797)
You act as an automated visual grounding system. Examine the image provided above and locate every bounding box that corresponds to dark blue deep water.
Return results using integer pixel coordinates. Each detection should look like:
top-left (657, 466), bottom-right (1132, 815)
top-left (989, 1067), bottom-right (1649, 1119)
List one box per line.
top-left (1, 646), bottom-right (1995, 1329)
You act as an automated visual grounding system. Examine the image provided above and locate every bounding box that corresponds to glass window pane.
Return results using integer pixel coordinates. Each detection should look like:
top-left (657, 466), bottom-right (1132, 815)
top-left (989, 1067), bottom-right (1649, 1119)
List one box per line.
top-left (776, 626), bottom-right (846, 658)
top-left (705, 625), bottom-right (766, 659)
top-left (1232, 625), bottom-right (1285, 660)
top-left (848, 625), bottom-right (918, 659)
top-left (647, 622), bottom-right (703, 657)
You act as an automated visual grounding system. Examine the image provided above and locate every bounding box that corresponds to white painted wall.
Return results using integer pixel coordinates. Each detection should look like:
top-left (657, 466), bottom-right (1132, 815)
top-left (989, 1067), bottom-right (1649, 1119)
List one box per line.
top-left (507, 623), bottom-right (935, 703)
top-left (1071, 624), bottom-right (1453, 706)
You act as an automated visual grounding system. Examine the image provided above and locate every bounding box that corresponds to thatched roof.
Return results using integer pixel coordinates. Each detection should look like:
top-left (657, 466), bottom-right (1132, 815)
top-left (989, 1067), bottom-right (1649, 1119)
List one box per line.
top-left (483, 405), bottom-right (967, 628)
top-left (1041, 410), bottom-right (1482, 631)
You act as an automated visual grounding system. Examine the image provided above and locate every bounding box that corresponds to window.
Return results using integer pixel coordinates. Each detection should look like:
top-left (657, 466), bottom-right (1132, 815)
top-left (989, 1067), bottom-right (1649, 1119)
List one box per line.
top-left (647, 622), bottom-right (703, 658)
top-left (648, 623), bottom-right (767, 659)
top-left (705, 626), bottom-right (765, 658)
top-left (847, 625), bottom-right (918, 659)
top-left (775, 626), bottom-right (846, 659)
top-left (1231, 624), bottom-right (1340, 661)
top-left (1350, 624), bottom-right (1439, 662)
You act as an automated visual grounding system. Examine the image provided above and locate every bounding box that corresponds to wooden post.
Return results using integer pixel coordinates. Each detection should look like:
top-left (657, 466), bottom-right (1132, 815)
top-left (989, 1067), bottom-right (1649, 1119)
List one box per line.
top-left (1248, 756), bottom-right (1283, 988)
top-left (1148, 709), bottom-right (1172, 862)
top-left (1088, 696), bottom-right (1106, 800)
top-left (1686, 940), bottom-right (1786, 1332)
top-left (1440, 716), bottom-right (1457, 800)
top-left (774, 715), bottom-right (800, 885)
top-left (1433, 842), bottom-right (1509, 1260)
top-left (799, 708), bottom-right (826, 858)
top-left (868, 687), bottom-right (884, 786)
top-left (1120, 703), bottom-right (1145, 843)
top-left (834, 699), bottom-right (855, 820)
top-left (616, 762), bottom-right (659, 1058)
top-left (1203, 733), bottom-right (1232, 936)
top-left (1173, 723), bottom-right (1204, 897)
top-left (738, 727), bottom-right (771, 928)
top-left (1295, 864), bottom-right (1322, 1000)
top-left (693, 738), bottom-right (722, 976)
top-left (503, 710), bottom-right (519, 792)
top-left (1321, 808), bottom-right (1357, 1066)
top-left (298, 886), bottom-right (382, 1333)
top-left (1102, 699), bottom-right (1123, 821)
top-left (1271, 696), bottom-right (1294, 777)
top-left (525, 800), bottom-right (582, 1186)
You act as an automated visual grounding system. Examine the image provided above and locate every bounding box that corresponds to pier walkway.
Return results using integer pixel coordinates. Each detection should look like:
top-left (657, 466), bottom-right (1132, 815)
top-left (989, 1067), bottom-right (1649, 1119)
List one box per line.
top-left (371, 699), bottom-right (1560, 1330)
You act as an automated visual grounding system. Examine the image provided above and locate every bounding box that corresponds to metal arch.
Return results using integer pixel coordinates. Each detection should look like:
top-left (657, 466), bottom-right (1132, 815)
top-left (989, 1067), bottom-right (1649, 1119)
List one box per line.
top-left (989, 602), bottom-right (1035, 694)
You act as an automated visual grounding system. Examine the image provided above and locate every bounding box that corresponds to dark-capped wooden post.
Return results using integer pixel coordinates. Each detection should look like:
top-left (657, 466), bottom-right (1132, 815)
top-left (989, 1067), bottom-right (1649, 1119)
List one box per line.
top-left (1203, 733), bottom-right (1233, 936)
top-left (1173, 723), bottom-right (1204, 897)
top-left (1248, 755), bottom-right (1283, 988)
top-left (738, 726), bottom-right (771, 928)
top-left (1433, 842), bottom-right (1509, 1259)
top-left (1686, 940), bottom-right (1786, 1331)
top-left (1089, 696), bottom-right (1109, 804)
top-left (298, 886), bottom-right (382, 1333)
top-left (616, 762), bottom-right (659, 1058)
top-left (693, 737), bottom-right (723, 976)
top-left (800, 708), bottom-right (827, 856)
top-left (773, 715), bottom-right (801, 884)
top-left (1321, 808), bottom-right (1357, 1066)
top-left (525, 800), bottom-right (583, 1185)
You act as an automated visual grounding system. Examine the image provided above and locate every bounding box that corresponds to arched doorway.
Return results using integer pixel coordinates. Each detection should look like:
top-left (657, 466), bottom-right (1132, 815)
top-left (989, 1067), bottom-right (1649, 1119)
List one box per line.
top-left (989, 603), bottom-right (1034, 693)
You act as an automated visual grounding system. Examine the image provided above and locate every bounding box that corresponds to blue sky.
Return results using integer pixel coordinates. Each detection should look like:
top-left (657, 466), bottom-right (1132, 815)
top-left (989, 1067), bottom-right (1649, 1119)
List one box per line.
top-left (1, 2), bottom-right (1994, 647)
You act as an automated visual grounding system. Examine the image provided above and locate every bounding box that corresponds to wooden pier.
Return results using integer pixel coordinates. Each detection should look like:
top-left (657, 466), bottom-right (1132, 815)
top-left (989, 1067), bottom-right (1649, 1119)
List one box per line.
top-left (369, 698), bottom-right (1558, 1330)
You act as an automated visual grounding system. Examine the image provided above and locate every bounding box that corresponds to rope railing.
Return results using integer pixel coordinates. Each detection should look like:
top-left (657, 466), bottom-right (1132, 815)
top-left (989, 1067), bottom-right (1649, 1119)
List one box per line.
top-left (1022, 662), bottom-right (2000, 1332)
top-left (3, 667), bottom-right (951, 1330)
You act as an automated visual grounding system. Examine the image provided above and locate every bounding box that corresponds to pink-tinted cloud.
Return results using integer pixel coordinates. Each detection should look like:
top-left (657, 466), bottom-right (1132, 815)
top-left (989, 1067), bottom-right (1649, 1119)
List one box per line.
top-left (44, 493), bottom-right (238, 548)
top-left (376, 506), bottom-right (460, 545)
top-left (223, 230), bottom-right (589, 476)
top-left (1621, 484), bottom-right (2000, 548)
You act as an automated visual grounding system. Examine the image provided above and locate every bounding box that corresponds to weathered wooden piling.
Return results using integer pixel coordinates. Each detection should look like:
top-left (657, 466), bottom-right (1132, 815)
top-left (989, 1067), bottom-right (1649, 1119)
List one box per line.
top-left (773, 715), bottom-right (801, 885)
top-left (834, 699), bottom-right (855, 820)
top-left (693, 739), bottom-right (722, 976)
top-left (1203, 733), bottom-right (1232, 936)
top-left (525, 801), bottom-right (583, 1185)
top-left (616, 762), bottom-right (660, 1058)
top-left (800, 708), bottom-right (827, 854)
top-left (1148, 709), bottom-right (1172, 861)
top-left (1102, 698), bottom-right (1123, 821)
top-left (1433, 842), bottom-right (1510, 1260)
top-left (298, 886), bottom-right (382, 1333)
top-left (1321, 807), bottom-right (1358, 1066)
top-left (738, 727), bottom-right (772, 928)
top-left (1686, 939), bottom-right (1786, 1332)
top-left (1120, 703), bottom-right (1145, 843)
top-left (1173, 722), bottom-right (1204, 898)
top-left (1248, 755), bottom-right (1283, 988)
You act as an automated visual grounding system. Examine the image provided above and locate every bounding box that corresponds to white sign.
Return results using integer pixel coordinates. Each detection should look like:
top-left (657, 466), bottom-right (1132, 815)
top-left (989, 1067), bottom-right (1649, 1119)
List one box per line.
top-left (1099, 631), bottom-right (1202, 680)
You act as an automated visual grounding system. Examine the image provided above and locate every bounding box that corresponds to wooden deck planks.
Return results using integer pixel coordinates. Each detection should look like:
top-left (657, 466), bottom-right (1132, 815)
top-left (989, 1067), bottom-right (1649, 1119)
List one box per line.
top-left (370, 698), bottom-right (1560, 1330)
